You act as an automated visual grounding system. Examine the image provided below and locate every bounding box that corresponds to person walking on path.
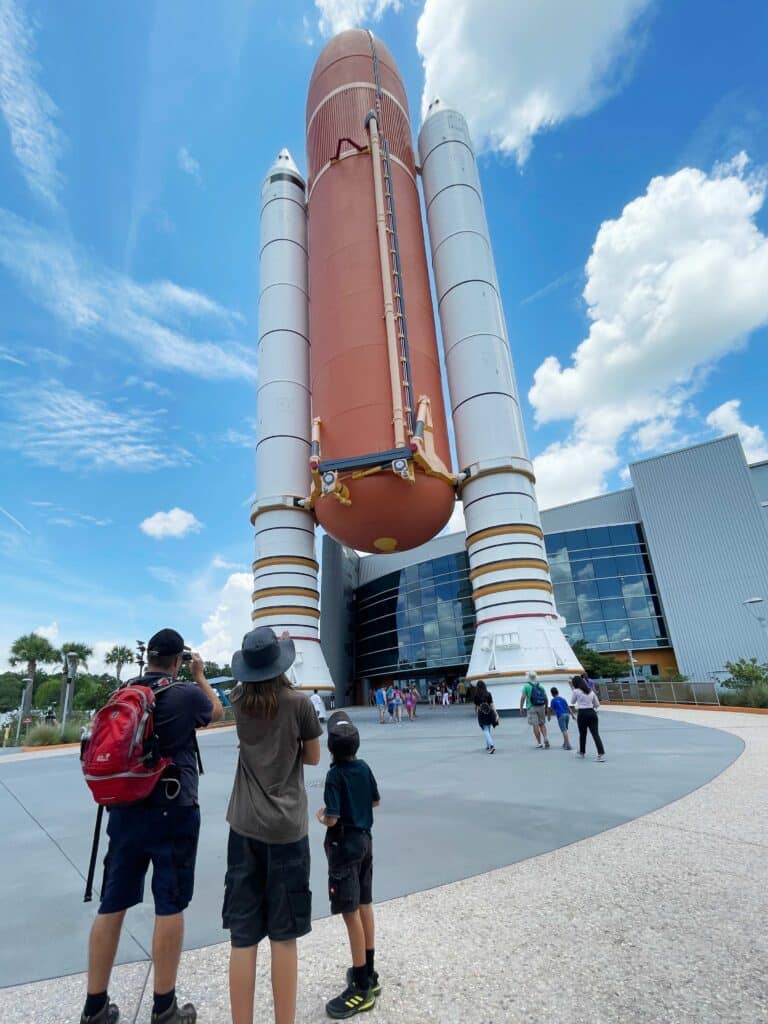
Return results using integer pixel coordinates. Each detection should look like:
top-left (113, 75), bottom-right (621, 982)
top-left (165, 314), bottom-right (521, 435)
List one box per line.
top-left (441, 684), bottom-right (450, 711)
top-left (519, 672), bottom-right (550, 748)
top-left (374, 685), bottom-right (387, 724)
top-left (548, 687), bottom-right (573, 750)
top-left (80, 628), bottom-right (223, 1024)
top-left (570, 675), bottom-right (606, 761)
top-left (310, 689), bottom-right (326, 726)
top-left (476, 691), bottom-right (498, 753)
top-left (457, 680), bottom-right (466, 704)
top-left (316, 712), bottom-right (382, 1018)
top-left (223, 627), bottom-right (323, 1024)
top-left (405, 687), bottom-right (416, 721)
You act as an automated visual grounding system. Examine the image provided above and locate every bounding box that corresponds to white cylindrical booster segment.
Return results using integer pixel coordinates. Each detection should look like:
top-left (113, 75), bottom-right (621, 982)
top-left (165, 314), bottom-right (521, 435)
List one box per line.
top-left (252, 149), bottom-right (333, 691)
top-left (418, 105), bottom-right (581, 709)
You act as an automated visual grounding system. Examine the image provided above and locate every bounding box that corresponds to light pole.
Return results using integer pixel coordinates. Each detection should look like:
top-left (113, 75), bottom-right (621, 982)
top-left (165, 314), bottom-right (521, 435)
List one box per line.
top-left (136, 641), bottom-right (146, 679)
top-left (62, 651), bottom-right (79, 729)
top-left (621, 638), bottom-right (638, 683)
top-left (14, 677), bottom-right (33, 745)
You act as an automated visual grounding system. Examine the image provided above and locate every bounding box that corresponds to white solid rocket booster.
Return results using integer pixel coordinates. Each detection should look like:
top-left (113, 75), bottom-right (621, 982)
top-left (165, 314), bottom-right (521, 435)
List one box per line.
top-left (418, 103), bottom-right (581, 708)
top-left (251, 149), bottom-right (334, 691)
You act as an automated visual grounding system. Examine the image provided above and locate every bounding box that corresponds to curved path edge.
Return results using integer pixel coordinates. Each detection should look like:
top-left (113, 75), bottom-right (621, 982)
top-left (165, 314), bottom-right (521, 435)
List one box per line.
top-left (2, 706), bottom-right (764, 1024)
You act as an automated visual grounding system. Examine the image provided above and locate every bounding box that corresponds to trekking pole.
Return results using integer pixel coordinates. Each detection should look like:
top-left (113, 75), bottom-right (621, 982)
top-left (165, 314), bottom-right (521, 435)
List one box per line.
top-left (83, 805), bottom-right (104, 902)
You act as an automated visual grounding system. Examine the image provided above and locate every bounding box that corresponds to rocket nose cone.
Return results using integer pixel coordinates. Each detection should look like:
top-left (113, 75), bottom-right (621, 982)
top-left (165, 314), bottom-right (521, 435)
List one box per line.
top-left (264, 148), bottom-right (305, 188)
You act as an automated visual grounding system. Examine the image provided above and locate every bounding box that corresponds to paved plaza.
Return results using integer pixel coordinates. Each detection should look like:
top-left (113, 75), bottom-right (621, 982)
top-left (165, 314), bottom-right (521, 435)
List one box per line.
top-left (0, 705), bottom-right (763, 1023)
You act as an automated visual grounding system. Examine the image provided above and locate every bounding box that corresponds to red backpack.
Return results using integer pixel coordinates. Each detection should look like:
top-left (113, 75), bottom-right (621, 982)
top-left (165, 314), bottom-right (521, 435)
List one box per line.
top-left (81, 679), bottom-right (174, 806)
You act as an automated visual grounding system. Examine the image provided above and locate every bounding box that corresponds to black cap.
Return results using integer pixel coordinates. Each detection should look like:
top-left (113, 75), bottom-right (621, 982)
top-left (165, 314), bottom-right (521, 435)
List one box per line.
top-left (147, 628), bottom-right (185, 657)
top-left (327, 711), bottom-right (360, 759)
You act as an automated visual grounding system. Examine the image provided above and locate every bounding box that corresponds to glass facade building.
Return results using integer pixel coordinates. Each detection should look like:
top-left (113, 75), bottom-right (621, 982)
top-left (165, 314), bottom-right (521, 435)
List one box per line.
top-left (355, 552), bottom-right (475, 683)
top-left (544, 524), bottom-right (670, 652)
top-left (351, 524), bottom-right (671, 687)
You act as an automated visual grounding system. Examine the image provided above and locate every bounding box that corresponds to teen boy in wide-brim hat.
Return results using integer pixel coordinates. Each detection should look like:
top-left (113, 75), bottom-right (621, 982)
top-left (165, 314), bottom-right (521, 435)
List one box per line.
top-left (224, 626), bottom-right (323, 1024)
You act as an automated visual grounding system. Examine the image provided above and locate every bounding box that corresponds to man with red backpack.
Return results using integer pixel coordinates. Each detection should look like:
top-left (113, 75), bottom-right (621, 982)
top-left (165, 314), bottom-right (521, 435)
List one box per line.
top-left (80, 628), bottom-right (223, 1024)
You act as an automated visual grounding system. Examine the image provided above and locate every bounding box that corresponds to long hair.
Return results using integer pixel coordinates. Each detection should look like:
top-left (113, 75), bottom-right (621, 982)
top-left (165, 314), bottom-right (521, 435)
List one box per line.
top-left (233, 673), bottom-right (293, 719)
top-left (571, 675), bottom-right (590, 694)
top-left (475, 679), bottom-right (488, 695)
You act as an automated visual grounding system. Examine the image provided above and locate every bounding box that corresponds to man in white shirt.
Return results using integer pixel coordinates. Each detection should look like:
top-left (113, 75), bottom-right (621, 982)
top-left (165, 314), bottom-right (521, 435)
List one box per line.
top-left (310, 689), bottom-right (326, 723)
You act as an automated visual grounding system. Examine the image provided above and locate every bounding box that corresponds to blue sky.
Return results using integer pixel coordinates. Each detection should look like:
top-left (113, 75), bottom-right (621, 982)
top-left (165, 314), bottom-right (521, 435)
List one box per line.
top-left (1, 0), bottom-right (767, 668)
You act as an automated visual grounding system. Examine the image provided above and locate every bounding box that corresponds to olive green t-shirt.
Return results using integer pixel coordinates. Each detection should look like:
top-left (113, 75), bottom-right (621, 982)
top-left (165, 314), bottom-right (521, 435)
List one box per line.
top-left (226, 686), bottom-right (323, 844)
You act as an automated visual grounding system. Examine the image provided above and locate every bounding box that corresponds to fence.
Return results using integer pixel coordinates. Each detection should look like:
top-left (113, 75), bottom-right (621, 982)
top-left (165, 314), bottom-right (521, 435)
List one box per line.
top-left (595, 679), bottom-right (720, 706)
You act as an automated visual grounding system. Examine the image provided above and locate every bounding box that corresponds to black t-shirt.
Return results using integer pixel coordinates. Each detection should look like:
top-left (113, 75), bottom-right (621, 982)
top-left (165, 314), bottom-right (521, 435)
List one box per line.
top-left (473, 690), bottom-right (493, 708)
top-left (324, 758), bottom-right (380, 832)
top-left (136, 673), bottom-right (213, 806)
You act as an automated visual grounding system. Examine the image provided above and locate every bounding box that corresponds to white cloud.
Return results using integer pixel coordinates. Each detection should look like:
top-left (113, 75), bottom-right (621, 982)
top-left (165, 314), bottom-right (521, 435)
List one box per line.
top-left (0, 504), bottom-right (30, 534)
top-left (177, 145), bottom-right (201, 183)
top-left (1, 380), bottom-right (192, 471)
top-left (315, 0), bottom-right (401, 36)
top-left (0, 344), bottom-right (25, 365)
top-left (34, 620), bottom-right (59, 643)
top-left (140, 507), bottom-right (203, 540)
top-left (0, 209), bottom-right (255, 381)
top-left (535, 436), bottom-right (620, 510)
top-left (211, 555), bottom-right (245, 570)
top-left (0, 0), bottom-right (63, 206)
top-left (706, 399), bottom-right (768, 464)
top-left (441, 501), bottom-right (466, 536)
top-left (529, 154), bottom-right (768, 505)
top-left (417, 0), bottom-right (652, 161)
top-left (196, 571), bottom-right (252, 666)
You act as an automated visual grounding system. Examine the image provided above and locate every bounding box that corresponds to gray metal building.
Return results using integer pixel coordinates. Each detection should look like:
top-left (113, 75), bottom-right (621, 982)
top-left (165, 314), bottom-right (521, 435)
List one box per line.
top-left (320, 435), bottom-right (768, 700)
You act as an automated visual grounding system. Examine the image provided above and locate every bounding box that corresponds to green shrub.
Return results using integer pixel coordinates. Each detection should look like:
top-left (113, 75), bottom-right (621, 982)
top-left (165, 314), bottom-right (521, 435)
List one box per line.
top-left (720, 682), bottom-right (768, 709)
top-left (25, 723), bottom-right (82, 746)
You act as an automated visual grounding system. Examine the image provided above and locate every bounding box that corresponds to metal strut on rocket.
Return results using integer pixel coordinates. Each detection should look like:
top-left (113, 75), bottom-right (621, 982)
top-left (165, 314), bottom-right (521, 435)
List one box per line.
top-left (251, 29), bottom-right (582, 706)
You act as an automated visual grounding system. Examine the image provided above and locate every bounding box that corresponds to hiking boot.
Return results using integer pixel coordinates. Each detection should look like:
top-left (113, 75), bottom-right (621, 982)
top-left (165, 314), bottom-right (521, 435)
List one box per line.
top-left (326, 983), bottom-right (375, 1019)
top-left (80, 1002), bottom-right (119, 1024)
top-left (151, 999), bottom-right (197, 1024)
top-left (346, 967), bottom-right (382, 996)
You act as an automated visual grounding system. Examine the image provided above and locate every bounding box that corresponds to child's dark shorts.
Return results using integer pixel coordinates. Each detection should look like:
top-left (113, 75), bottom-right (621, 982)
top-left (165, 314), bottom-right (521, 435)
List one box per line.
top-left (324, 828), bottom-right (373, 915)
top-left (222, 829), bottom-right (312, 947)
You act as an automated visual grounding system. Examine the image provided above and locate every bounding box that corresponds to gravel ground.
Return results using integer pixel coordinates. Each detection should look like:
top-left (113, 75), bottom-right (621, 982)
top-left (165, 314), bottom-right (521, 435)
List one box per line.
top-left (2, 706), bottom-right (764, 1024)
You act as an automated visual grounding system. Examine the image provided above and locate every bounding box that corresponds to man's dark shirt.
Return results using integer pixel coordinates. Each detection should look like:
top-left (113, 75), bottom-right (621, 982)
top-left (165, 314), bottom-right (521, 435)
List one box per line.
top-left (323, 758), bottom-right (380, 832)
top-left (133, 672), bottom-right (213, 806)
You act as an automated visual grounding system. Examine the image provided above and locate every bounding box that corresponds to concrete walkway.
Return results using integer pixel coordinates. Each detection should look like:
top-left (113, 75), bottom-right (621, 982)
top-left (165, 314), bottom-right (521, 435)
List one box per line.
top-left (1, 706), bottom-right (764, 1023)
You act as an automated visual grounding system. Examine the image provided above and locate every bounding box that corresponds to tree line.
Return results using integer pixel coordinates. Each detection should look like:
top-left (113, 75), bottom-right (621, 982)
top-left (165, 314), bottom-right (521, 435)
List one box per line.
top-left (0, 633), bottom-right (231, 715)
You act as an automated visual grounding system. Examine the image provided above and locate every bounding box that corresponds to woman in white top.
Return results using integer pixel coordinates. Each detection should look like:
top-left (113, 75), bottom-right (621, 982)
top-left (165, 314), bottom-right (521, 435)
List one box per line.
top-left (569, 676), bottom-right (606, 761)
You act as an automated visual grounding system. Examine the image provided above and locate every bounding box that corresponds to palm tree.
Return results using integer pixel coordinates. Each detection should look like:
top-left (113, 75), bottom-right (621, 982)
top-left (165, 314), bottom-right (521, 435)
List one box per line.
top-left (59, 641), bottom-right (94, 674)
top-left (9, 633), bottom-right (61, 689)
top-left (105, 645), bottom-right (134, 683)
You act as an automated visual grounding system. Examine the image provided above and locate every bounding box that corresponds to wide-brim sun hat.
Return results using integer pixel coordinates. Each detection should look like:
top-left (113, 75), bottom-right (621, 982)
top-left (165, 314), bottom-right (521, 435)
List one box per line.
top-left (232, 626), bottom-right (295, 683)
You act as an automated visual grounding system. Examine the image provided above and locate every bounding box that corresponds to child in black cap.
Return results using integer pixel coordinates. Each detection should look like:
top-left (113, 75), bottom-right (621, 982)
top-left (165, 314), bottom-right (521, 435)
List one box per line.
top-left (316, 712), bottom-right (381, 1019)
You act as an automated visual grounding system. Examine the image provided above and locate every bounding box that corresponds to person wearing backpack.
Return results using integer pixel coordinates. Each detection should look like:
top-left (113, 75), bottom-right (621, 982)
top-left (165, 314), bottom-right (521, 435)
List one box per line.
top-left (519, 671), bottom-right (550, 749)
top-left (80, 628), bottom-right (223, 1024)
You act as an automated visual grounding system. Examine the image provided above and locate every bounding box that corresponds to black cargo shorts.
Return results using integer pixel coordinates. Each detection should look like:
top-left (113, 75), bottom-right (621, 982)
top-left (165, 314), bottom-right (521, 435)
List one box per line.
top-left (324, 828), bottom-right (373, 915)
top-left (222, 830), bottom-right (312, 947)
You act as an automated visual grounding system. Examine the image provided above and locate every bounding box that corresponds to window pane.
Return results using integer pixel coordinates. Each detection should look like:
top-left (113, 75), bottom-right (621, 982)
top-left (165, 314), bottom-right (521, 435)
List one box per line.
top-left (601, 599), bottom-right (626, 621)
top-left (572, 560), bottom-right (595, 581)
top-left (575, 581), bottom-right (599, 601)
top-left (583, 622), bottom-right (608, 644)
top-left (564, 530), bottom-right (588, 552)
top-left (577, 597), bottom-right (602, 622)
top-left (586, 527), bottom-right (611, 548)
top-left (596, 577), bottom-right (622, 599)
top-left (609, 524), bottom-right (640, 547)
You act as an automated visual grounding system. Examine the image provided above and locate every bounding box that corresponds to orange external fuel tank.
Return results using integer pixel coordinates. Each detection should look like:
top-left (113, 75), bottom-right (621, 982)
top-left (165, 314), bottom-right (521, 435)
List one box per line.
top-left (306, 29), bottom-right (455, 553)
